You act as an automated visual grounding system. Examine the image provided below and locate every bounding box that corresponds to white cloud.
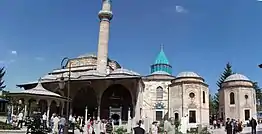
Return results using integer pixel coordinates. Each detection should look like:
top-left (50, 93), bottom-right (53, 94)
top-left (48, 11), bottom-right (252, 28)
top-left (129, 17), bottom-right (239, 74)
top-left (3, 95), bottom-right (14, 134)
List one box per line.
top-left (258, 0), bottom-right (262, 2)
top-left (35, 57), bottom-right (44, 61)
top-left (11, 50), bottom-right (17, 55)
top-left (175, 5), bottom-right (188, 13)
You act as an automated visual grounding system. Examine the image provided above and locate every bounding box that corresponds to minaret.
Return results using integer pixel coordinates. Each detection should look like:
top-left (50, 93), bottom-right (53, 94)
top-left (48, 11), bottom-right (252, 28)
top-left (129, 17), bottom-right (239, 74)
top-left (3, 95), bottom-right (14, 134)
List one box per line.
top-left (96, 0), bottom-right (113, 74)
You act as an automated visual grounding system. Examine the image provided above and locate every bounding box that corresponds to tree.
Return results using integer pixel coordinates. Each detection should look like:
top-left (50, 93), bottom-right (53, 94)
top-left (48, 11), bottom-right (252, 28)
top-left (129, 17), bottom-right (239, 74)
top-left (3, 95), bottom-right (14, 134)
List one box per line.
top-left (209, 94), bottom-right (216, 115)
top-left (212, 63), bottom-right (234, 116)
top-left (253, 82), bottom-right (262, 111)
top-left (216, 62), bottom-right (234, 88)
top-left (0, 67), bottom-right (6, 91)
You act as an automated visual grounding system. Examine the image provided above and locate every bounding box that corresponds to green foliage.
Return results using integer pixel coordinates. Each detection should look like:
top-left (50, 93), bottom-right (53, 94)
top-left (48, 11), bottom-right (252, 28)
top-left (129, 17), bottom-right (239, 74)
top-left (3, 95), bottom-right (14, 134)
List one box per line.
top-left (209, 94), bottom-right (217, 115)
top-left (253, 82), bottom-right (262, 111)
top-left (211, 62), bottom-right (234, 115)
top-left (174, 120), bottom-right (182, 134)
top-left (253, 82), bottom-right (261, 100)
top-left (199, 127), bottom-right (211, 134)
top-left (114, 126), bottom-right (127, 134)
top-left (0, 121), bottom-right (20, 130)
top-left (187, 126), bottom-right (211, 134)
top-left (158, 120), bottom-right (165, 133)
top-left (0, 67), bottom-right (6, 91)
top-left (216, 62), bottom-right (234, 89)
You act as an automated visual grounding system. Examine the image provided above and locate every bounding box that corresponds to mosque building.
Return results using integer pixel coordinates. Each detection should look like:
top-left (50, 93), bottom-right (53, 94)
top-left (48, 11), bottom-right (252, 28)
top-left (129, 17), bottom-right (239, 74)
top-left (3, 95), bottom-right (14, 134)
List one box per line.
top-left (8, 0), bottom-right (257, 130)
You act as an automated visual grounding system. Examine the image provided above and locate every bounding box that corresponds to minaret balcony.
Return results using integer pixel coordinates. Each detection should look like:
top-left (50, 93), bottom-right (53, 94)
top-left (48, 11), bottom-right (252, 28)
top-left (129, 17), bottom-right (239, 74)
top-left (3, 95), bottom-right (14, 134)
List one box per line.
top-left (98, 10), bottom-right (113, 20)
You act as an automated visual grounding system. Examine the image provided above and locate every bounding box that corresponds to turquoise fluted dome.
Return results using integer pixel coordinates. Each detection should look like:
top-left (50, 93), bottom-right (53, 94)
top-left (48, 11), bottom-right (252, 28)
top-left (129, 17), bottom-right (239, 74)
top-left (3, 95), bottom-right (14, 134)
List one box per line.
top-left (151, 46), bottom-right (172, 75)
top-left (154, 49), bottom-right (169, 64)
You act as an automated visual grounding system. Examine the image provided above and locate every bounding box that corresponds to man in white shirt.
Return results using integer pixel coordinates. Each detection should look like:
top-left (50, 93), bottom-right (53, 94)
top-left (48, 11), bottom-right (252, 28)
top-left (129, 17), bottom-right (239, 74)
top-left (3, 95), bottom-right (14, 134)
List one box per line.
top-left (17, 111), bottom-right (23, 128)
top-left (42, 112), bottom-right (47, 129)
top-left (53, 115), bottom-right (60, 134)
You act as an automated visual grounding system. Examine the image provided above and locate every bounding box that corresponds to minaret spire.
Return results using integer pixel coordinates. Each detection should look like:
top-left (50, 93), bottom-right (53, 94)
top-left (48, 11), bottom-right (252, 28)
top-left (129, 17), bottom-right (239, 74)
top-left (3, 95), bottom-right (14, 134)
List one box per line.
top-left (96, 0), bottom-right (113, 74)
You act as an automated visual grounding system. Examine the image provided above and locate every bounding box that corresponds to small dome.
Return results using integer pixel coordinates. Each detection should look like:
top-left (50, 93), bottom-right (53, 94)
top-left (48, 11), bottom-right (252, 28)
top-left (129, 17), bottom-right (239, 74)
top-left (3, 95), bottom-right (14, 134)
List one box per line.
top-left (177, 71), bottom-right (201, 78)
top-left (110, 68), bottom-right (140, 76)
top-left (77, 53), bottom-right (96, 58)
top-left (152, 71), bottom-right (170, 75)
top-left (224, 73), bottom-right (250, 82)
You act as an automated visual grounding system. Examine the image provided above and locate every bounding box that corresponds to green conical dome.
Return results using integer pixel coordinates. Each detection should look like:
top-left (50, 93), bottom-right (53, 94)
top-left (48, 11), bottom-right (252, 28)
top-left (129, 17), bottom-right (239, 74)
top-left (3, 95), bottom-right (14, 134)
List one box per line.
top-left (154, 48), bottom-right (169, 64)
top-left (151, 45), bottom-right (172, 75)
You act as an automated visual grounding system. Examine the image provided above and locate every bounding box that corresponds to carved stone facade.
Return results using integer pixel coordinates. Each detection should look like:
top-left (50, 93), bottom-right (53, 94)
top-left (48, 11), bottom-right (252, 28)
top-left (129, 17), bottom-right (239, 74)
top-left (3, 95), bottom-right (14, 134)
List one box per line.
top-left (141, 75), bottom-right (173, 121)
top-left (168, 72), bottom-right (209, 128)
top-left (219, 74), bottom-right (257, 124)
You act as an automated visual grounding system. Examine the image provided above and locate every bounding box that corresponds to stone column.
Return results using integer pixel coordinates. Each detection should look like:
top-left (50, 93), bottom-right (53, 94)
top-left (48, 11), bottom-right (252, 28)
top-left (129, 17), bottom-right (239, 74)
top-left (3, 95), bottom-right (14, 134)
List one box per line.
top-left (56, 103), bottom-right (60, 114)
top-left (109, 106), bottom-right (111, 118)
top-left (127, 107), bottom-right (132, 133)
top-left (119, 106), bottom-right (122, 125)
top-left (46, 100), bottom-right (51, 127)
top-left (11, 104), bottom-right (14, 116)
top-left (61, 102), bottom-right (64, 116)
top-left (24, 103), bottom-right (27, 117)
top-left (85, 106), bottom-right (88, 124)
top-left (97, 97), bottom-right (101, 121)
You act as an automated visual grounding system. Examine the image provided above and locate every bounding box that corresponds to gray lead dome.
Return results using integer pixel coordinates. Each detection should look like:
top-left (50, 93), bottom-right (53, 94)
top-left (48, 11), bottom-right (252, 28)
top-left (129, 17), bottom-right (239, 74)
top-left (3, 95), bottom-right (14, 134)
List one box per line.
top-left (176, 71), bottom-right (201, 78)
top-left (224, 73), bottom-right (250, 82)
top-left (110, 68), bottom-right (140, 76)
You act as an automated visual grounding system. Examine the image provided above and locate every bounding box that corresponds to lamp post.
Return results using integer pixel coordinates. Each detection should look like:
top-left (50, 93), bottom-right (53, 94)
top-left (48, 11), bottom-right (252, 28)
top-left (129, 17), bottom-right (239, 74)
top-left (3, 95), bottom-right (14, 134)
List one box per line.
top-left (59, 57), bottom-right (71, 134)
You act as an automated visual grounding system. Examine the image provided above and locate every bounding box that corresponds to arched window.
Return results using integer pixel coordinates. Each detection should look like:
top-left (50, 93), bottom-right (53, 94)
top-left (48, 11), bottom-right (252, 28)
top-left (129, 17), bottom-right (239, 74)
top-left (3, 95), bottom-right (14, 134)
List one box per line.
top-left (203, 91), bottom-right (206, 103)
top-left (230, 92), bottom-right (235, 104)
top-left (156, 86), bottom-right (164, 99)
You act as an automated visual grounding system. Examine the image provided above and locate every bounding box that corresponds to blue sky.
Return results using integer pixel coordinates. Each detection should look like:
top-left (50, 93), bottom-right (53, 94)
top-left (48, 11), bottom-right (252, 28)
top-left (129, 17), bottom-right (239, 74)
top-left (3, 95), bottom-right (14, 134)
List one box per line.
top-left (0, 0), bottom-right (262, 94)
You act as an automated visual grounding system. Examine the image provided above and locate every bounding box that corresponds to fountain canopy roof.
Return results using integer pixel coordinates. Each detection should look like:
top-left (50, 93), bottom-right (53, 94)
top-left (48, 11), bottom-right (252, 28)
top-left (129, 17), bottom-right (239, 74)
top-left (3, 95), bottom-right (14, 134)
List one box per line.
top-left (21, 82), bottom-right (60, 97)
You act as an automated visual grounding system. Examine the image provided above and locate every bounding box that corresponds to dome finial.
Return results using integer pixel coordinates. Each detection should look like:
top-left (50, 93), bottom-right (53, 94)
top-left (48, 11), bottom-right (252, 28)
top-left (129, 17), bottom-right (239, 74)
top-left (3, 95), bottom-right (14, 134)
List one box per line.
top-left (160, 44), bottom-right (164, 51)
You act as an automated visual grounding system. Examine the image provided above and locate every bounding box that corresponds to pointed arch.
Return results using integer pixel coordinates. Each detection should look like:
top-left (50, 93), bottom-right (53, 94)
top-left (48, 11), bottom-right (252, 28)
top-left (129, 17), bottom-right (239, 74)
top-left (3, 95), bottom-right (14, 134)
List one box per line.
top-left (156, 86), bottom-right (163, 99)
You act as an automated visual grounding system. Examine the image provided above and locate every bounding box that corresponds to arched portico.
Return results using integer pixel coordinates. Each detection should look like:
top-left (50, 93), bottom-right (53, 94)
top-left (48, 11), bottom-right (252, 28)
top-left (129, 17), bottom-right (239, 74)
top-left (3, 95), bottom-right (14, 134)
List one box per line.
top-left (72, 86), bottom-right (97, 117)
top-left (100, 84), bottom-right (133, 122)
top-left (9, 81), bottom-right (67, 127)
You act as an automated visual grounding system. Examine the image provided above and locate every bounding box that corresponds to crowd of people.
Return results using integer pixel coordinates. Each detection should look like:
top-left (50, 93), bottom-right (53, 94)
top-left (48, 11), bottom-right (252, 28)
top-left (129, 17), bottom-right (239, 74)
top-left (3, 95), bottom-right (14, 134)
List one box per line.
top-left (7, 109), bottom-right (261, 134)
top-left (224, 118), bottom-right (258, 134)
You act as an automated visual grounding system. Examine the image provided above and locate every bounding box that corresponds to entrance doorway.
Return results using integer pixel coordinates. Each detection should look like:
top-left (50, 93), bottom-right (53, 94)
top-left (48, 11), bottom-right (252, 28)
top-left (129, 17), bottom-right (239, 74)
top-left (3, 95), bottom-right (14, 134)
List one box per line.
top-left (72, 87), bottom-right (97, 118)
top-left (244, 109), bottom-right (250, 120)
top-left (100, 84), bottom-right (133, 121)
top-left (189, 110), bottom-right (196, 123)
top-left (111, 114), bottom-right (120, 125)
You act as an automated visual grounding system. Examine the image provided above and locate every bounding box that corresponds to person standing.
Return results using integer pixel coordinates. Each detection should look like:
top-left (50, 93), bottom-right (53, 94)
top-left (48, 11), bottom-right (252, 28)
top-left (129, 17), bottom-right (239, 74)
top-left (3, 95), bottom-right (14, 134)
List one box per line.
top-left (250, 118), bottom-right (257, 134)
top-left (151, 122), bottom-right (158, 134)
top-left (213, 119), bottom-right (217, 129)
top-left (100, 119), bottom-right (106, 134)
top-left (105, 120), bottom-right (113, 134)
top-left (58, 115), bottom-right (66, 134)
top-left (42, 112), bottom-right (47, 129)
top-left (53, 115), bottom-right (60, 134)
top-left (133, 120), bottom-right (145, 134)
top-left (225, 118), bottom-right (232, 134)
top-left (17, 111), bottom-right (23, 128)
